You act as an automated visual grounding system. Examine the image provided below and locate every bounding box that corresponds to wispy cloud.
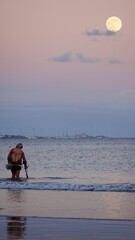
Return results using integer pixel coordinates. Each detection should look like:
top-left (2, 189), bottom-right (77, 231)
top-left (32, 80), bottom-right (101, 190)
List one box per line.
top-left (48, 52), bottom-right (72, 62)
top-left (77, 53), bottom-right (100, 63)
top-left (82, 29), bottom-right (117, 37)
top-left (48, 52), bottom-right (122, 65)
top-left (108, 58), bottom-right (123, 64)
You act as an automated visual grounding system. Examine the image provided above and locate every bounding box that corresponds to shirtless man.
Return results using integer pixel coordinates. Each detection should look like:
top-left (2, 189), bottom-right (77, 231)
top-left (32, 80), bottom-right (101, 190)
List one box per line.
top-left (7, 143), bottom-right (28, 179)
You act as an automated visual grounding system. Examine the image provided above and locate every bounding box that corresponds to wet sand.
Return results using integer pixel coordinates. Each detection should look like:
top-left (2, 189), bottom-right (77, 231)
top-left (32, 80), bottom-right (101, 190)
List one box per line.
top-left (1, 216), bottom-right (135, 240)
top-left (1, 189), bottom-right (135, 219)
top-left (1, 189), bottom-right (135, 239)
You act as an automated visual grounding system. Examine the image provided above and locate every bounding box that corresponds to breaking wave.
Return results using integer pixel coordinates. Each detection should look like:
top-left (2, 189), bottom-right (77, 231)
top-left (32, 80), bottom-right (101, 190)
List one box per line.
top-left (0, 179), bottom-right (135, 192)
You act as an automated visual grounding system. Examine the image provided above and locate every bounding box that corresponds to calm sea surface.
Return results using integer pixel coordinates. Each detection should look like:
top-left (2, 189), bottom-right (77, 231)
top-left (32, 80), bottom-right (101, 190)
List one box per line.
top-left (0, 138), bottom-right (135, 191)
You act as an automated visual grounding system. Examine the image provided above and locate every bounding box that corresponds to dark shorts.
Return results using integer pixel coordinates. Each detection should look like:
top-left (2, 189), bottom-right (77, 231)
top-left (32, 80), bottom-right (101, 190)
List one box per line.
top-left (11, 165), bottom-right (22, 173)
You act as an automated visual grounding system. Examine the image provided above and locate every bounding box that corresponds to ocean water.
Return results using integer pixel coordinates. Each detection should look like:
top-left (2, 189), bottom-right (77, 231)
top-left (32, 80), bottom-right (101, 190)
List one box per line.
top-left (0, 137), bottom-right (135, 192)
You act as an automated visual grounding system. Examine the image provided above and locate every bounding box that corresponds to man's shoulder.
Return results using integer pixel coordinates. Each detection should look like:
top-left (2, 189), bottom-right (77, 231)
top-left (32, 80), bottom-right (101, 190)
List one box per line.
top-left (12, 148), bottom-right (22, 153)
top-left (10, 148), bottom-right (14, 152)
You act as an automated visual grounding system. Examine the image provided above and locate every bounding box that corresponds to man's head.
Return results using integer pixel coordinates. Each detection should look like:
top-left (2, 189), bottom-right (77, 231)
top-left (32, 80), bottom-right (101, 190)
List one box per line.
top-left (16, 143), bottom-right (23, 149)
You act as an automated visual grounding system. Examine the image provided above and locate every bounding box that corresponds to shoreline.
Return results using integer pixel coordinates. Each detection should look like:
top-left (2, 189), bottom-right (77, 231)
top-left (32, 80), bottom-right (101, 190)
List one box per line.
top-left (1, 214), bottom-right (135, 222)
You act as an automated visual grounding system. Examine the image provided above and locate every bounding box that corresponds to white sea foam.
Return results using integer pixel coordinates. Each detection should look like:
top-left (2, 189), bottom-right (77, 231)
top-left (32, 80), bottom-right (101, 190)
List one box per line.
top-left (0, 180), bottom-right (135, 192)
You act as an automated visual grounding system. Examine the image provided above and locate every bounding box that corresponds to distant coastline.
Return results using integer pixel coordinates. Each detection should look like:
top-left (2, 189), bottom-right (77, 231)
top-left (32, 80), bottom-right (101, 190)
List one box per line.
top-left (0, 134), bottom-right (134, 140)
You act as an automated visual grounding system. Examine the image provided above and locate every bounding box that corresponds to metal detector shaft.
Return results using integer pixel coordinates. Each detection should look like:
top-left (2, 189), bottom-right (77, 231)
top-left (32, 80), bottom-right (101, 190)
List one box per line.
top-left (25, 168), bottom-right (29, 179)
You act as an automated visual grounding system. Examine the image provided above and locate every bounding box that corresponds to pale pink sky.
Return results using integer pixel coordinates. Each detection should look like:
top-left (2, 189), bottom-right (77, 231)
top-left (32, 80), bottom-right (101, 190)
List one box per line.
top-left (0, 0), bottom-right (135, 137)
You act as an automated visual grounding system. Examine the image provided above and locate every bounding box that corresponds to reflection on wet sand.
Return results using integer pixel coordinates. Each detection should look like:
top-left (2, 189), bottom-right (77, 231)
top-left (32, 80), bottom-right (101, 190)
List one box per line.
top-left (7, 216), bottom-right (27, 239)
top-left (7, 189), bottom-right (25, 203)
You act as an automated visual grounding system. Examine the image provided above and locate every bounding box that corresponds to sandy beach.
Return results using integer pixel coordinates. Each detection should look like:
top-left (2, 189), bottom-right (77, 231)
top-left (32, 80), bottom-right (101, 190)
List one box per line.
top-left (0, 189), bottom-right (135, 239)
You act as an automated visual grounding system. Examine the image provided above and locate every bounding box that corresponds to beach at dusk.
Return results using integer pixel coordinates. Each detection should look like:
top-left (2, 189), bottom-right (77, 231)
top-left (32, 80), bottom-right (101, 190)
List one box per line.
top-left (1, 0), bottom-right (135, 239)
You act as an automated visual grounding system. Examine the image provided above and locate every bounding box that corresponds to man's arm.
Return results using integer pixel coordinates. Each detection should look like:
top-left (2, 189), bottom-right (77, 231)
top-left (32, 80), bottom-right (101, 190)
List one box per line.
top-left (22, 151), bottom-right (28, 169)
top-left (7, 149), bottom-right (13, 163)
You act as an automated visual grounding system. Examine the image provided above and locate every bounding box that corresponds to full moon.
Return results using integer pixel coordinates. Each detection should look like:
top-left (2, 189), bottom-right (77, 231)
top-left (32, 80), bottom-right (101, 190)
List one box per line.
top-left (106, 16), bottom-right (122, 32)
